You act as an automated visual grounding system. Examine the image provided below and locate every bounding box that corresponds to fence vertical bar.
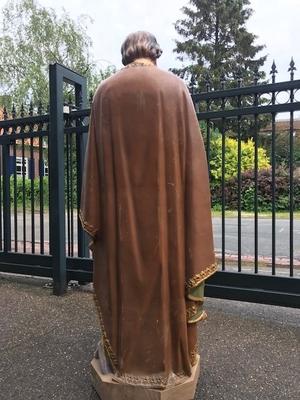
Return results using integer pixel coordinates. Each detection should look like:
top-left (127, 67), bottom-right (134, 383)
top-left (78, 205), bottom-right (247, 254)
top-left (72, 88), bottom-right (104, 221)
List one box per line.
top-left (21, 138), bottom-right (26, 253)
top-left (220, 73), bottom-right (226, 271)
top-left (38, 138), bottom-right (45, 254)
top-left (204, 73), bottom-right (211, 179)
top-left (66, 115), bottom-right (71, 257)
top-left (2, 117), bottom-right (11, 253)
top-left (289, 112), bottom-right (294, 277)
top-left (70, 133), bottom-right (74, 257)
top-left (253, 74), bottom-right (259, 274)
top-left (75, 82), bottom-right (89, 259)
top-left (29, 104), bottom-right (35, 254)
top-left (237, 73), bottom-right (242, 272)
top-left (49, 63), bottom-right (67, 295)
top-left (12, 118), bottom-right (18, 252)
top-left (38, 103), bottom-right (45, 255)
top-left (270, 61), bottom-right (278, 276)
top-left (288, 58), bottom-right (295, 277)
top-left (0, 145), bottom-right (3, 251)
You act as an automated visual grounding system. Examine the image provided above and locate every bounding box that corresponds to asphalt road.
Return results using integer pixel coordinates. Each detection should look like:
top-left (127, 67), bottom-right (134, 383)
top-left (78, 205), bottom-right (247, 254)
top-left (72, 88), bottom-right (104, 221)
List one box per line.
top-left (213, 217), bottom-right (300, 260)
top-left (8, 213), bottom-right (300, 260)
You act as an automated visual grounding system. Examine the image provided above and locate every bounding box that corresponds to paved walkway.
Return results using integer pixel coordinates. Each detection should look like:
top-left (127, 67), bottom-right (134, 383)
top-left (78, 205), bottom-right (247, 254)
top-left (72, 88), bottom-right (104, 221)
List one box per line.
top-left (1, 274), bottom-right (299, 400)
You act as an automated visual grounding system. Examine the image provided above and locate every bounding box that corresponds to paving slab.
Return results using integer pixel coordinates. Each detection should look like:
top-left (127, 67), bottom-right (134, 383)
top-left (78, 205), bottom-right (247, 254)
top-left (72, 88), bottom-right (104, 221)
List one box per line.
top-left (0, 274), bottom-right (299, 400)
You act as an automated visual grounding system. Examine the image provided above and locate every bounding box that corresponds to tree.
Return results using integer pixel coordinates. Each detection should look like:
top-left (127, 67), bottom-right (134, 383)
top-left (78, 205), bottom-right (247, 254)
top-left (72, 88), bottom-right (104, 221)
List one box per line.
top-left (0, 0), bottom-right (115, 108)
top-left (173, 0), bottom-right (267, 90)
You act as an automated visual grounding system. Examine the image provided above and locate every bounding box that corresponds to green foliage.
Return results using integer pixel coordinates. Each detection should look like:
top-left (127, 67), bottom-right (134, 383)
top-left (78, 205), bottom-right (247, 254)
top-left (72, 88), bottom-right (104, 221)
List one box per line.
top-left (173, 0), bottom-right (267, 89)
top-left (209, 136), bottom-right (270, 181)
top-left (173, 0), bottom-right (270, 139)
top-left (8, 174), bottom-right (77, 209)
top-left (9, 176), bottom-right (49, 207)
top-left (259, 130), bottom-right (300, 168)
top-left (0, 0), bottom-right (115, 107)
top-left (211, 167), bottom-right (300, 212)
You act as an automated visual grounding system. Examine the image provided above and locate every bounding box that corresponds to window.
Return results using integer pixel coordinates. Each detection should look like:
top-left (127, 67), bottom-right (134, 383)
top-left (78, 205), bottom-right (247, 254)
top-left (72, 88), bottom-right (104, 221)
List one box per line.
top-left (16, 157), bottom-right (29, 177)
top-left (44, 160), bottom-right (48, 176)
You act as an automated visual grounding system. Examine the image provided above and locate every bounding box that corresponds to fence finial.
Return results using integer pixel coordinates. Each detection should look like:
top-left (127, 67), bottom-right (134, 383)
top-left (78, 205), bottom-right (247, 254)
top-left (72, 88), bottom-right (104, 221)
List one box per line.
top-left (12, 103), bottom-right (16, 119)
top-left (270, 60), bottom-right (278, 83)
top-left (29, 100), bottom-right (33, 116)
top-left (288, 57), bottom-right (296, 81)
top-left (38, 100), bottom-right (43, 115)
top-left (253, 66), bottom-right (260, 85)
top-left (20, 103), bottom-right (25, 118)
top-left (190, 73), bottom-right (196, 94)
top-left (204, 71), bottom-right (211, 92)
top-left (89, 91), bottom-right (94, 105)
top-left (236, 67), bottom-right (243, 87)
top-left (220, 70), bottom-right (226, 89)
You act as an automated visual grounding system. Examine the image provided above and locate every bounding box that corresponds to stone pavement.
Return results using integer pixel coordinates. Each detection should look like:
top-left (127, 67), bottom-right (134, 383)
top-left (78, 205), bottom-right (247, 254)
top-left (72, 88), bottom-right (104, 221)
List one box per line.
top-left (0, 274), bottom-right (299, 400)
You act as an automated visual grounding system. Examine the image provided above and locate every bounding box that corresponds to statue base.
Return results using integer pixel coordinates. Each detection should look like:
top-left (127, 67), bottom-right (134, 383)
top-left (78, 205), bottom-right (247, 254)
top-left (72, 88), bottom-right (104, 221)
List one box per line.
top-left (91, 355), bottom-right (200, 400)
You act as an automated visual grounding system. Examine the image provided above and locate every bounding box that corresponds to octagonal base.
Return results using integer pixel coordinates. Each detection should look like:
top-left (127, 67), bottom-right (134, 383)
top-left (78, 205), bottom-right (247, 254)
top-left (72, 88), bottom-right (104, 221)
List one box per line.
top-left (91, 356), bottom-right (200, 400)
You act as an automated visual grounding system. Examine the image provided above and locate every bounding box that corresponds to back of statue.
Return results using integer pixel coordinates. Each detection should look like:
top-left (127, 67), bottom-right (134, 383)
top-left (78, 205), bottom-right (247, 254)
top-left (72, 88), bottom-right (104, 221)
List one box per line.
top-left (80, 31), bottom-right (216, 399)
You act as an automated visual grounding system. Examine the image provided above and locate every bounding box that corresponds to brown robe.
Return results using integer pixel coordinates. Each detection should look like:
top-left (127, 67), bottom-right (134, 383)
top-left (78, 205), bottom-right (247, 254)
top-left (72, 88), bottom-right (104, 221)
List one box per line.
top-left (80, 61), bottom-right (216, 388)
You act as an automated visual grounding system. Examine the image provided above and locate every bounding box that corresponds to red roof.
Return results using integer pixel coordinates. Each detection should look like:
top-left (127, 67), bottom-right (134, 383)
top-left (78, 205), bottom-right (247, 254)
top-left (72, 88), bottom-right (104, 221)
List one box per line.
top-left (261, 119), bottom-right (300, 132)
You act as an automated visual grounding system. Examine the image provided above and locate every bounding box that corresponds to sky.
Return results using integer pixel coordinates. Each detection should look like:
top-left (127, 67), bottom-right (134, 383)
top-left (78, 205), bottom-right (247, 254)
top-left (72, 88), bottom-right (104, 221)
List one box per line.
top-left (0, 0), bottom-right (300, 83)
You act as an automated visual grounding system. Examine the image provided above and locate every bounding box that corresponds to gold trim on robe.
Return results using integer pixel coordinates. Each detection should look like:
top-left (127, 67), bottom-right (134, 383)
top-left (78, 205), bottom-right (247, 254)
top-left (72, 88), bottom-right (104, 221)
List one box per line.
top-left (93, 293), bottom-right (118, 372)
top-left (186, 262), bottom-right (218, 291)
top-left (79, 209), bottom-right (97, 238)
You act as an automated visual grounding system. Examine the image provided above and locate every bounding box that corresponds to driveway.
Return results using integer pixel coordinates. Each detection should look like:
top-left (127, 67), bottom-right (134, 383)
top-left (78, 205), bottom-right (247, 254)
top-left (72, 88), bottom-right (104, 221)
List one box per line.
top-left (1, 274), bottom-right (299, 400)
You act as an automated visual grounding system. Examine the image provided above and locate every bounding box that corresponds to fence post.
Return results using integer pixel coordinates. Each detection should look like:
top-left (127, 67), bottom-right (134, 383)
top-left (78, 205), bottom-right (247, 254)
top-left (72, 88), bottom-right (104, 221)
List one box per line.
top-left (49, 64), bottom-right (66, 295)
top-left (49, 63), bottom-right (89, 294)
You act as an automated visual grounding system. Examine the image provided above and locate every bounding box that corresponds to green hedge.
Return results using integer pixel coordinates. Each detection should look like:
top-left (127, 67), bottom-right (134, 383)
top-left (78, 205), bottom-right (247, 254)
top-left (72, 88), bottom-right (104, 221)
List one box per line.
top-left (206, 133), bottom-right (299, 212)
top-left (2, 176), bottom-right (77, 209)
top-left (211, 167), bottom-right (300, 212)
top-left (7, 176), bottom-right (50, 207)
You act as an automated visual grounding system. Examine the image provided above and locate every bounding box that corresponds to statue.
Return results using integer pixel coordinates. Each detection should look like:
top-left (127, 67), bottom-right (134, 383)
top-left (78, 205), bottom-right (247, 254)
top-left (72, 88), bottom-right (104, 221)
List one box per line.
top-left (80, 31), bottom-right (216, 400)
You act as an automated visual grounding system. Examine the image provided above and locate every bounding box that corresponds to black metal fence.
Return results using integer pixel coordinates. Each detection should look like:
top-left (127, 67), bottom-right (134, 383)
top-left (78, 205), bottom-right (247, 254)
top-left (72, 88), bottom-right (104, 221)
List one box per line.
top-left (0, 62), bottom-right (299, 306)
top-left (0, 64), bottom-right (92, 295)
top-left (191, 59), bottom-right (300, 307)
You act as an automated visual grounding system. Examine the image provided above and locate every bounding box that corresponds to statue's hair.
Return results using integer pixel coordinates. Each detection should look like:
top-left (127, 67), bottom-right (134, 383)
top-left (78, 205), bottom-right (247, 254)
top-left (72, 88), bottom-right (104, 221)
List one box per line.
top-left (121, 31), bottom-right (163, 66)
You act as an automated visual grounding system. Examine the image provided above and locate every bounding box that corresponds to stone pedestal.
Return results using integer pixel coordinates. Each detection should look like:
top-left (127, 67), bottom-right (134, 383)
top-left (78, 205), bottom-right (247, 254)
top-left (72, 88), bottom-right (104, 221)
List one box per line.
top-left (91, 355), bottom-right (200, 400)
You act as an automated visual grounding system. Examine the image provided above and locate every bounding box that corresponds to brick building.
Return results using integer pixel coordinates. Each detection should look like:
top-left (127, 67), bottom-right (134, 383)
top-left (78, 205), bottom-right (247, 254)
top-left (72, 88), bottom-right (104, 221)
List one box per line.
top-left (0, 106), bottom-right (48, 178)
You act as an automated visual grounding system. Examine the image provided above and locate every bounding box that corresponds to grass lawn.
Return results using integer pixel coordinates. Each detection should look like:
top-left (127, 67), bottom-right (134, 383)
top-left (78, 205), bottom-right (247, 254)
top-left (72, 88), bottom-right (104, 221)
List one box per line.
top-left (212, 210), bottom-right (300, 219)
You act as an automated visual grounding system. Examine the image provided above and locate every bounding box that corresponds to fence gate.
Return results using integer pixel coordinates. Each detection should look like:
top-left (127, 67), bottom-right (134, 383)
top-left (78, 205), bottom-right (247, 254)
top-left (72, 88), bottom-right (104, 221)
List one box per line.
top-left (0, 63), bottom-right (93, 295)
top-left (0, 62), bottom-right (299, 306)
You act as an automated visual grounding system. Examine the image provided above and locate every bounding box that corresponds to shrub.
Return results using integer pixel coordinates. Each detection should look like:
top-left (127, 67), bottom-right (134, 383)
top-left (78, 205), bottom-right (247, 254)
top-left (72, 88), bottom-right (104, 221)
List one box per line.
top-left (6, 175), bottom-right (78, 209)
top-left (211, 166), bottom-right (300, 212)
top-left (209, 136), bottom-right (270, 181)
top-left (259, 130), bottom-right (300, 168)
top-left (9, 176), bottom-right (50, 208)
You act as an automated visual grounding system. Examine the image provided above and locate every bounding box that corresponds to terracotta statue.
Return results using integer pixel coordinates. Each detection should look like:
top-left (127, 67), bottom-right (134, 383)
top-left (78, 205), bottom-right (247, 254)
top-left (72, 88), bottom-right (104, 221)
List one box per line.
top-left (80, 31), bottom-right (216, 399)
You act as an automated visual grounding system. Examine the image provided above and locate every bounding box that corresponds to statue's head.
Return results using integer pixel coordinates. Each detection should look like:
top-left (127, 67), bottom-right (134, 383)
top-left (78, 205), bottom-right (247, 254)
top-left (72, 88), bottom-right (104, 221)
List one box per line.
top-left (121, 31), bottom-right (163, 66)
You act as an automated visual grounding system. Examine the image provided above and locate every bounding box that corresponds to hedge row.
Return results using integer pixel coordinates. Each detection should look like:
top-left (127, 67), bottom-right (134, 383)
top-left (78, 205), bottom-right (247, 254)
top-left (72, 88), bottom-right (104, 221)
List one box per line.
top-left (211, 167), bottom-right (300, 212)
top-left (2, 177), bottom-right (77, 208)
top-left (6, 177), bottom-right (50, 207)
top-left (3, 169), bottom-right (299, 213)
